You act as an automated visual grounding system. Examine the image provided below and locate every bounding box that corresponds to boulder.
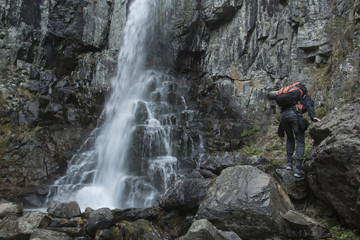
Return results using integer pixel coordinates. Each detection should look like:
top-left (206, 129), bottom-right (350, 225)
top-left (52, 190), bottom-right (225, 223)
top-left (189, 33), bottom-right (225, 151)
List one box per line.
top-left (47, 201), bottom-right (81, 218)
top-left (274, 169), bottom-right (309, 200)
top-left (200, 152), bottom-right (267, 175)
top-left (282, 210), bottom-right (331, 239)
top-left (177, 219), bottom-right (242, 240)
top-left (306, 102), bottom-right (360, 229)
top-left (118, 219), bottom-right (165, 240)
top-left (159, 178), bottom-right (212, 211)
top-left (0, 211), bottom-right (45, 239)
top-left (112, 207), bottom-right (162, 222)
top-left (29, 228), bottom-right (72, 240)
top-left (0, 201), bottom-right (23, 217)
top-left (196, 166), bottom-right (294, 240)
top-left (85, 208), bottom-right (113, 237)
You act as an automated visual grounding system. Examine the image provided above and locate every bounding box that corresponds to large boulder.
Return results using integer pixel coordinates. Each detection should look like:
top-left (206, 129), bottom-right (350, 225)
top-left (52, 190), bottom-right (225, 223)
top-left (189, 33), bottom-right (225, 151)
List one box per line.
top-left (29, 228), bottom-right (72, 240)
top-left (0, 201), bottom-right (23, 217)
top-left (159, 178), bottom-right (212, 211)
top-left (47, 201), bottom-right (81, 218)
top-left (0, 212), bottom-right (45, 239)
top-left (196, 165), bottom-right (294, 240)
top-left (274, 169), bottom-right (309, 200)
top-left (177, 219), bottom-right (241, 240)
top-left (118, 219), bottom-right (166, 240)
top-left (306, 102), bottom-right (360, 229)
top-left (282, 210), bottom-right (331, 239)
top-left (85, 208), bottom-right (113, 237)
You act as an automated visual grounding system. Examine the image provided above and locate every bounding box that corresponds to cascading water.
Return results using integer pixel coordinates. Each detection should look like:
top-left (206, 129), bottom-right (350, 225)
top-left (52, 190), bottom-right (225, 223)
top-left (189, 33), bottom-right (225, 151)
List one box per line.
top-left (48, 0), bottom-right (203, 210)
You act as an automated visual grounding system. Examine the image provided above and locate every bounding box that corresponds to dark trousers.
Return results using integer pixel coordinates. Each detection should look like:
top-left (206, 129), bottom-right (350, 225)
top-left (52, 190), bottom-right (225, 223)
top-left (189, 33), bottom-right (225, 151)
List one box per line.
top-left (281, 108), bottom-right (305, 171)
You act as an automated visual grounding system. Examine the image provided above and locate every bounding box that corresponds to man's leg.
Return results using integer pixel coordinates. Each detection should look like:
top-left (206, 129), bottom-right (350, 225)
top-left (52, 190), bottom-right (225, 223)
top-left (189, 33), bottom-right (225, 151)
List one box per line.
top-left (282, 113), bottom-right (296, 170)
top-left (292, 116), bottom-right (305, 178)
top-left (294, 129), bottom-right (306, 177)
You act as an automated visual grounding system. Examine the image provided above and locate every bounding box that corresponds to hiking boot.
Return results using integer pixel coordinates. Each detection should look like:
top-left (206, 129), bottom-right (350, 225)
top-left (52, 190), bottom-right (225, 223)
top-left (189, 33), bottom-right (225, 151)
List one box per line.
top-left (286, 163), bottom-right (293, 171)
top-left (294, 169), bottom-right (305, 178)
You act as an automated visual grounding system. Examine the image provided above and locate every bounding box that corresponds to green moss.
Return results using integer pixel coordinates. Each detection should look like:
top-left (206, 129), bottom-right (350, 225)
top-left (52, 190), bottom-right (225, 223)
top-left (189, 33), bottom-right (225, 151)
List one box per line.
top-left (241, 126), bottom-right (260, 137)
top-left (238, 145), bottom-right (262, 156)
top-left (315, 107), bottom-right (327, 119)
top-left (0, 122), bottom-right (42, 159)
top-left (265, 143), bottom-right (283, 152)
top-left (126, 224), bottom-right (136, 234)
top-left (329, 225), bottom-right (359, 240)
top-left (316, 217), bottom-right (360, 240)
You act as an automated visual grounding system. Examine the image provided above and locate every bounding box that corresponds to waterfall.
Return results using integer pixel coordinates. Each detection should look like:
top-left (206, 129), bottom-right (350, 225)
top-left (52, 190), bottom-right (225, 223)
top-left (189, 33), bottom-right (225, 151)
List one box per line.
top-left (47, 0), bottom-right (203, 210)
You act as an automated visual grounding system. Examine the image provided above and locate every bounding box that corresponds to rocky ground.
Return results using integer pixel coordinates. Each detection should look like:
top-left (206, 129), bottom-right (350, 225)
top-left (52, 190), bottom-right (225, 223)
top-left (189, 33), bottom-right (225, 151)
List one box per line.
top-left (1, 101), bottom-right (359, 240)
top-left (1, 0), bottom-right (360, 239)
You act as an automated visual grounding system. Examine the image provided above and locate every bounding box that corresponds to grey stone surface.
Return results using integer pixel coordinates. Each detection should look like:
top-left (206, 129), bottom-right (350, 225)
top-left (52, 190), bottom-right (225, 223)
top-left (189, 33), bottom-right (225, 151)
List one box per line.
top-left (306, 102), bottom-right (360, 229)
top-left (196, 166), bottom-right (294, 240)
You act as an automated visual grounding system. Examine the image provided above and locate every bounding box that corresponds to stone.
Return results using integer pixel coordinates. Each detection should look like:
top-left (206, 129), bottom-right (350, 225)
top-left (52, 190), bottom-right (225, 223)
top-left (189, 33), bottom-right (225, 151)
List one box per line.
top-left (159, 178), bottom-right (212, 211)
top-left (177, 219), bottom-right (242, 240)
top-left (274, 169), bottom-right (309, 200)
top-left (202, 0), bottom-right (243, 28)
top-left (196, 166), bottom-right (294, 240)
top-left (306, 102), bottom-right (360, 229)
top-left (118, 219), bottom-right (165, 240)
top-left (0, 201), bottom-right (23, 217)
top-left (200, 152), bottom-right (236, 175)
top-left (29, 228), bottom-right (72, 240)
top-left (282, 210), bottom-right (331, 239)
top-left (0, 212), bottom-right (45, 239)
top-left (47, 201), bottom-right (81, 218)
top-left (85, 208), bottom-right (113, 237)
top-left (112, 207), bottom-right (162, 222)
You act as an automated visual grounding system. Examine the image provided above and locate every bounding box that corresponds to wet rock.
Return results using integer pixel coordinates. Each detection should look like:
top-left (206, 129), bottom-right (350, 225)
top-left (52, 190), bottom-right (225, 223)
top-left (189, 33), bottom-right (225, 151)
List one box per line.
top-left (118, 219), bottom-right (165, 240)
top-left (199, 168), bottom-right (217, 178)
top-left (200, 152), bottom-right (268, 175)
top-left (159, 178), bottom-right (212, 211)
top-left (196, 166), bottom-right (294, 240)
top-left (29, 228), bottom-right (72, 240)
top-left (47, 201), bottom-right (81, 218)
top-left (274, 169), bottom-right (309, 200)
top-left (0, 201), bottom-right (23, 217)
top-left (112, 207), bottom-right (162, 222)
top-left (282, 210), bottom-right (331, 239)
top-left (306, 102), bottom-right (360, 229)
top-left (200, 152), bottom-right (236, 175)
top-left (85, 208), bottom-right (113, 237)
top-left (0, 212), bottom-right (45, 239)
top-left (177, 219), bottom-right (242, 240)
top-left (134, 100), bottom-right (149, 124)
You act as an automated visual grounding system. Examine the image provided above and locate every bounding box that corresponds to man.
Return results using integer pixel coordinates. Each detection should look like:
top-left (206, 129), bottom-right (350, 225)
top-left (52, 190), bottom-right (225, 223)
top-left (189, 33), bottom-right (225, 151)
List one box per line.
top-left (277, 83), bottom-right (320, 178)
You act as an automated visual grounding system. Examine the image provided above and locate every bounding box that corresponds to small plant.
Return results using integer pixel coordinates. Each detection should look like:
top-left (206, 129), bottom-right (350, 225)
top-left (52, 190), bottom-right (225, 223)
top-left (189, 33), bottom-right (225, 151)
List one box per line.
top-left (238, 145), bottom-right (262, 156)
top-left (241, 126), bottom-right (260, 138)
top-left (329, 225), bottom-right (359, 240)
top-left (315, 107), bottom-right (327, 119)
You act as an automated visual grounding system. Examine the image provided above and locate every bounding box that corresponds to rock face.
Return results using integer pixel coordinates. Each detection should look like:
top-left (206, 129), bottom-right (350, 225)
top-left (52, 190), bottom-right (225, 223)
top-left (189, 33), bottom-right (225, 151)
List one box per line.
top-left (196, 166), bottom-right (294, 240)
top-left (0, 0), bottom-right (126, 200)
top-left (306, 102), bottom-right (360, 229)
top-left (0, 0), bottom-right (360, 234)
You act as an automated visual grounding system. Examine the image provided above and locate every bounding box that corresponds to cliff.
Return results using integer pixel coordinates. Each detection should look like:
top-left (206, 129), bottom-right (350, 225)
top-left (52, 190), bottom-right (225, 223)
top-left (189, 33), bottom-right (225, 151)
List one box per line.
top-left (0, 0), bottom-right (359, 238)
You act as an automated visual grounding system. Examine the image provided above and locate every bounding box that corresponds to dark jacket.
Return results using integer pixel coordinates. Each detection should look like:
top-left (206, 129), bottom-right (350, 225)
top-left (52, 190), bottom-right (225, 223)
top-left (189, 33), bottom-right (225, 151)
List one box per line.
top-left (278, 95), bottom-right (316, 137)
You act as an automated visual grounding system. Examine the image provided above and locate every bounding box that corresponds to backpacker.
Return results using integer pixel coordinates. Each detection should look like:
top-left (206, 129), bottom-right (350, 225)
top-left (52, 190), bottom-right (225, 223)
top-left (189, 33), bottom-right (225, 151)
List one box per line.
top-left (275, 82), bottom-right (307, 108)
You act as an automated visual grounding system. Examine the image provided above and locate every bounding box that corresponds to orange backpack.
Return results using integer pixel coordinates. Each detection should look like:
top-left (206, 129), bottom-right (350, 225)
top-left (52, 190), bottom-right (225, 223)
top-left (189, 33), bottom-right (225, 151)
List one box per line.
top-left (275, 82), bottom-right (306, 108)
